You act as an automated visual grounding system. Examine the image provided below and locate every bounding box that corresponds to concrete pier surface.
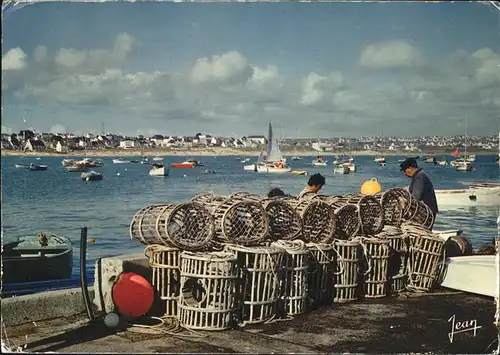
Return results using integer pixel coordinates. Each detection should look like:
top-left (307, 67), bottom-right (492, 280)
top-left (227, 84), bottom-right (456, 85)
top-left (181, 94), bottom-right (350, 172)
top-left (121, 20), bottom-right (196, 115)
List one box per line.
top-left (3, 292), bottom-right (498, 353)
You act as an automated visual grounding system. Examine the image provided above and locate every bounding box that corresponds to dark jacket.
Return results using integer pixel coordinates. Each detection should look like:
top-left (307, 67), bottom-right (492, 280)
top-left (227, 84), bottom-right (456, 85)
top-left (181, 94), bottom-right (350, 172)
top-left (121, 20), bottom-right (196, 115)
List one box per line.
top-left (409, 169), bottom-right (438, 215)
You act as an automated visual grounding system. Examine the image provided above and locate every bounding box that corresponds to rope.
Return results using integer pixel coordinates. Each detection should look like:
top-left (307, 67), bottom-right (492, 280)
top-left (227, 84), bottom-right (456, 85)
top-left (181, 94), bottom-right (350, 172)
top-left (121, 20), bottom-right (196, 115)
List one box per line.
top-left (353, 237), bottom-right (373, 276)
top-left (126, 316), bottom-right (207, 338)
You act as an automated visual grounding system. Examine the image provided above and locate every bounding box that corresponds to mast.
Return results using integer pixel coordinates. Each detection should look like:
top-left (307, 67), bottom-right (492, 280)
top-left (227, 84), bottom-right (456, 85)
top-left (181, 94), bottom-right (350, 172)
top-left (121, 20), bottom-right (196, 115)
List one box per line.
top-left (464, 116), bottom-right (468, 158)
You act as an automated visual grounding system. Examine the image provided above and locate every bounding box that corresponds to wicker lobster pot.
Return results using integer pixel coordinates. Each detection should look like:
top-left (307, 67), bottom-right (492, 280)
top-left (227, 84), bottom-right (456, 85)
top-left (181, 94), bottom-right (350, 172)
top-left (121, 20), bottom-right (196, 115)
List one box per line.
top-left (283, 197), bottom-right (335, 243)
top-left (145, 244), bottom-right (180, 317)
top-left (376, 226), bottom-right (408, 293)
top-left (354, 237), bottom-right (390, 298)
top-left (130, 203), bottom-right (216, 251)
top-left (408, 201), bottom-right (434, 230)
top-left (375, 189), bottom-right (404, 227)
top-left (228, 192), bottom-right (303, 241)
top-left (129, 204), bottom-right (168, 245)
top-left (177, 251), bottom-right (239, 331)
top-left (190, 192), bottom-right (269, 246)
top-left (306, 242), bottom-right (335, 309)
top-left (388, 188), bottom-right (419, 220)
top-left (271, 240), bottom-right (309, 316)
top-left (323, 198), bottom-right (361, 240)
top-left (401, 223), bottom-right (445, 292)
top-left (226, 245), bottom-right (284, 325)
top-left (332, 239), bottom-right (360, 303)
top-left (339, 194), bottom-right (385, 236)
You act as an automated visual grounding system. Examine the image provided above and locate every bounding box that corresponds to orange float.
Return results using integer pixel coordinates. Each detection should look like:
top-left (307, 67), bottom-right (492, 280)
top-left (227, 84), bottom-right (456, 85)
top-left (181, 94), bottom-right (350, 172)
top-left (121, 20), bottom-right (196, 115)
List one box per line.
top-left (112, 272), bottom-right (154, 318)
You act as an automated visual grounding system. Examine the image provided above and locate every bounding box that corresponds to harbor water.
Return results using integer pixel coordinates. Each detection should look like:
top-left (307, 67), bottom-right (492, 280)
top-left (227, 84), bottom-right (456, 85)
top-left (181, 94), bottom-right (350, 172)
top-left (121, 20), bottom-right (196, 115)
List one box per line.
top-left (1, 154), bottom-right (498, 296)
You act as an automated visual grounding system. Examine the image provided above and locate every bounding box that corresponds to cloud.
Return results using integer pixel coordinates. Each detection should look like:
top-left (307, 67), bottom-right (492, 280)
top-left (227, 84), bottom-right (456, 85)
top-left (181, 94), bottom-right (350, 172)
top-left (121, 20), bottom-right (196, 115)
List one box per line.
top-left (359, 40), bottom-right (426, 70)
top-left (1, 33), bottom-right (499, 137)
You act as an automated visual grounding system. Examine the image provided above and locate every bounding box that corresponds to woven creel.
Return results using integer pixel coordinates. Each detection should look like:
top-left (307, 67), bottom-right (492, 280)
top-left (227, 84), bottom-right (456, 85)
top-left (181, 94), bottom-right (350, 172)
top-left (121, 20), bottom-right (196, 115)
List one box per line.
top-left (177, 250), bottom-right (239, 331)
top-left (332, 238), bottom-right (360, 303)
top-left (409, 201), bottom-right (434, 230)
top-left (145, 244), bottom-right (180, 317)
top-left (339, 194), bottom-right (385, 236)
top-left (374, 189), bottom-right (404, 227)
top-left (283, 197), bottom-right (336, 243)
top-left (401, 223), bottom-right (445, 292)
top-left (271, 240), bottom-right (309, 316)
top-left (130, 204), bottom-right (167, 245)
top-left (226, 244), bottom-right (284, 325)
top-left (354, 236), bottom-right (390, 298)
top-left (306, 242), bottom-right (335, 308)
top-left (190, 192), bottom-right (269, 245)
top-left (228, 192), bottom-right (303, 241)
top-left (389, 188), bottom-right (419, 220)
top-left (376, 225), bottom-right (408, 293)
top-left (322, 197), bottom-right (360, 240)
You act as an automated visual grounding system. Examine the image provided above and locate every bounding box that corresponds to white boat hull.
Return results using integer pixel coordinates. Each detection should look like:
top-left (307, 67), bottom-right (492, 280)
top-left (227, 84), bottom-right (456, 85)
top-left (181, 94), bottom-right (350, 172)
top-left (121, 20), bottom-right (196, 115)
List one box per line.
top-left (340, 163), bottom-right (356, 172)
top-left (334, 166), bottom-right (349, 174)
top-left (113, 159), bottom-right (131, 164)
top-left (374, 157), bottom-right (386, 163)
top-left (244, 164), bottom-right (257, 171)
top-left (149, 167), bottom-right (169, 176)
top-left (312, 161), bottom-right (327, 167)
top-left (435, 186), bottom-right (500, 207)
top-left (256, 165), bottom-right (291, 173)
top-left (439, 255), bottom-right (497, 298)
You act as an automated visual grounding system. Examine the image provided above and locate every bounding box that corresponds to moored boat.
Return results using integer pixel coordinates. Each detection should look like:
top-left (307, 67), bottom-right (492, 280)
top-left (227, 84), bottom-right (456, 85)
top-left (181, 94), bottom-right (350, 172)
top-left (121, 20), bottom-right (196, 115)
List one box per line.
top-left (257, 162), bottom-right (292, 173)
top-left (81, 171), bottom-right (103, 181)
top-left (29, 163), bottom-right (48, 171)
top-left (149, 163), bottom-right (170, 176)
top-left (112, 158), bottom-right (132, 164)
top-left (339, 161), bottom-right (356, 173)
top-left (312, 155), bottom-right (327, 166)
top-left (171, 161), bottom-right (195, 168)
top-left (2, 233), bottom-right (73, 284)
top-left (152, 156), bottom-right (163, 161)
top-left (291, 170), bottom-right (307, 176)
top-left (65, 165), bottom-right (87, 172)
top-left (333, 165), bottom-right (350, 174)
top-left (61, 159), bottom-right (75, 167)
top-left (255, 122), bottom-right (292, 174)
top-left (435, 183), bottom-right (500, 207)
top-left (14, 163), bottom-right (29, 169)
top-left (374, 156), bottom-right (386, 164)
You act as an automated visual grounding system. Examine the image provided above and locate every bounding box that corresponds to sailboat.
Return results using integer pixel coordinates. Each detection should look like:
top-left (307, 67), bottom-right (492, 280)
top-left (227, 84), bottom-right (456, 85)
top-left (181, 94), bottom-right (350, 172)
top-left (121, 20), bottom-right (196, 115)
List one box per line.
top-left (454, 117), bottom-right (474, 172)
top-left (243, 148), bottom-right (264, 172)
top-left (256, 121), bottom-right (291, 173)
top-left (335, 136), bottom-right (356, 172)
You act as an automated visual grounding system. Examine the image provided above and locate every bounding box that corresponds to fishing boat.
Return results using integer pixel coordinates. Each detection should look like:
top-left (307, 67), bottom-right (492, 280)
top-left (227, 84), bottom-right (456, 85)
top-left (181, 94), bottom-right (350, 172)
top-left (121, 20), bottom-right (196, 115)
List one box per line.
top-left (2, 233), bottom-right (73, 284)
top-left (29, 163), bottom-right (48, 171)
top-left (149, 163), bottom-right (169, 177)
top-left (256, 121), bottom-right (292, 174)
top-left (112, 158), bottom-right (132, 164)
top-left (74, 158), bottom-right (97, 167)
top-left (439, 255), bottom-right (496, 298)
top-left (333, 165), bottom-right (350, 174)
top-left (65, 165), bottom-right (87, 172)
top-left (455, 161), bottom-right (473, 172)
top-left (81, 171), bottom-right (103, 181)
top-left (171, 161), bottom-right (195, 168)
top-left (312, 155), bottom-right (328, 166)
top-left (14, 163), bottom-right (29, 169)
top-left (435, 182), bottom-right (500, 207)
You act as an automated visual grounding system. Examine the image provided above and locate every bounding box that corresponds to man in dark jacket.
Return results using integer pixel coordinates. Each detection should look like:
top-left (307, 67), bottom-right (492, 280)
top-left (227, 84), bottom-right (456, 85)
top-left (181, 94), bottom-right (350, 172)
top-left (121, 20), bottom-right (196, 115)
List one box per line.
top-left (400, 158), bottom-right (438, 228)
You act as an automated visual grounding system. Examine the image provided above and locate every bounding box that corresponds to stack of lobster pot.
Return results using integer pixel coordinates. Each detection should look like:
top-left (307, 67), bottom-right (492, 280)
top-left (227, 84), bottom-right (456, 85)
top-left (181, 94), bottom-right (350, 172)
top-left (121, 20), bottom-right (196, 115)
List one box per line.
top-left (306, 242), bottom-right (335, 309)
top-left (320, 195), bottom-right (361, 241)
top-left (338, 193), bottom-right (385, 236)
top-left (271, 240), bottom-right (309, 316)
top-left (190, 192), bottom-right (269, 247)
top-left (375, 225), bottom-right (409, 293)
top-left (374, 188), bottom-right (405, 228)
top-left (225, 244), bottom-right (284, 325)
top-left (332, 238), bottom-right (360, 303)
top-left (401, 222), bottom-right (445, 292)
top-left (353, 236), bottom-right (391, 298)
top-left (177, 251), bottom-right (239, 331)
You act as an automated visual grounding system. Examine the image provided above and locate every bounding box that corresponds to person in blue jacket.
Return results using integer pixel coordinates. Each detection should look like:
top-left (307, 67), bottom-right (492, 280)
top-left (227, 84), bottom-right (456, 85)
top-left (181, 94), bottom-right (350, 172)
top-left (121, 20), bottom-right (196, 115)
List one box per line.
top-left (400, 158), bottom-right (438, 228)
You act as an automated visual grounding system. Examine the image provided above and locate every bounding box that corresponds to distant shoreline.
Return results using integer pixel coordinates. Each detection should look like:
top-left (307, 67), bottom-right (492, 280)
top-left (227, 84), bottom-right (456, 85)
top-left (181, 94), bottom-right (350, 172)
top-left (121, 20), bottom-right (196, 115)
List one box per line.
top-left (1, 148), bottom-right (496, 158)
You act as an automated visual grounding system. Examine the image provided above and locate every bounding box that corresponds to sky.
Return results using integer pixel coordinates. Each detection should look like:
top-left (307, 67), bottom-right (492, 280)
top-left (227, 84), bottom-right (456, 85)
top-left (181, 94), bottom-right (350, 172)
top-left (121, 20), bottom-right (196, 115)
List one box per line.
top-left (2, 1), bottom-right (499, 138)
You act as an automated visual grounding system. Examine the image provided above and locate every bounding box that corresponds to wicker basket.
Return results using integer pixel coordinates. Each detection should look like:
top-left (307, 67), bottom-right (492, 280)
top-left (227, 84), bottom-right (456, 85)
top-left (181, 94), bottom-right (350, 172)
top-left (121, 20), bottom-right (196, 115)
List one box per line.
top-left (191, 193), bottom-right (269, 246)
top-left (375, 190), bottom-right (404, 227)
top-left (408, 201), bottom-right (434, 230)
top-left (226, 245), bottom-right (284, 325)
top-left (376, 226), bottom-right (408, 293)
top-left (129, 204), bottom-right (168, 245)
top-left (387, 188), bottom-right (419, 220)
top-left (339, 194), bottom-right (385, 236)
top-left (228, 192), bottom-right (303, 242)
top-left (332, 239), bottom-right (360, 303)
top-left (355, 237), bottom-right (390, 298)
top-left (402, 224), bottom-right (445, 292)
top-left (324, 198), bottom-right (361, 240)
top-left (145, 244), bottom-right (180, 317)
top-left (306, 242), bottom-right (335, 309)
top-left (177, 251), bottom-right (239, 331)
top-left (271, 240), bottom-right (309, 316)
top-left (284, 197), bottom-right (336, 243)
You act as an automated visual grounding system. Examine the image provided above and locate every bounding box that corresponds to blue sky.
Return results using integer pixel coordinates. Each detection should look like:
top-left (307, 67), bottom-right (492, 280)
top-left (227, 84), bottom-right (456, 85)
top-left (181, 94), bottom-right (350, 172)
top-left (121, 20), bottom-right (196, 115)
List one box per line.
top-left (2, 1), bottom-right (499, 137)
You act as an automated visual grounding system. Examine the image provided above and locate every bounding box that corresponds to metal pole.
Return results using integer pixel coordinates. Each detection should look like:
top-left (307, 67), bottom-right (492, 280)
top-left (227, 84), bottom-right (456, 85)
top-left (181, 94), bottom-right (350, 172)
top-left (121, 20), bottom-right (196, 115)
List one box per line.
top-left (80, 226), bottom-right (94, 321)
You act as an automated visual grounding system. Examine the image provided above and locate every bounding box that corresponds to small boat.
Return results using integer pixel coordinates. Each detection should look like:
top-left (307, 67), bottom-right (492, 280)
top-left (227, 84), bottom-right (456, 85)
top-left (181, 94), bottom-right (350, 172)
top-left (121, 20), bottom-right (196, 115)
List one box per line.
top-left (466, 154), bottom-right (476, 162)
top-left (423, 156), bottom-right (437, 164)
top-left (149, 163), bottom-right (170, 177)
top-left (333, 165), bottom-right (350, 174)
top-left (81, 171), bottom-right (103, 181)
top-left (112, 158), bottom-right (132, 164)
top-left (435, 183), bottom-right (500, 207)
top-left (65, 165), bottom-right (87, 172)
top-left (74, 158), bottom-right (97, 168)
top-left (152, 156), bottom-right (163, 161)
top-left (338, 161), bottom-right (356, 173)
top-left (61, 159), bottom-right (75, 167)
top-left (2, 233), bottom-right (73, 284)
top-left (374, 156), bottom-right (386, 164)
top-left (244, 163), bottom-right (257, 172)
top-left (455, 160), bottom-right (474, 172)
top-left (29, 163), bottom-right (48, 171)
top-left (171, 161), bottom-right (195, 168)
top-left (257, 162), bottom-right (292, 173)
top-left (291, 170), bottom-right (308, 176)
top-left (291, 156), bottom-right (302, 161)
top-left (14, 163), bottom-right (29, 169)
top-left (439, 255), bottom-right (496, 298)
top-left (437, 160), bottom-right (448, 166)
top-left (186, 159), bottom-right (204, 167)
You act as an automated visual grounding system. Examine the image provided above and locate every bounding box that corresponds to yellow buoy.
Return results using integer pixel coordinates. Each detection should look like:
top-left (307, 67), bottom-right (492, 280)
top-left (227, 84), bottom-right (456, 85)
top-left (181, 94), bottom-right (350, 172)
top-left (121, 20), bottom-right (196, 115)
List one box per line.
top-left (87, 238), bottom-right (96, 243)
top-left (360, 178), bottom-right (382, 195)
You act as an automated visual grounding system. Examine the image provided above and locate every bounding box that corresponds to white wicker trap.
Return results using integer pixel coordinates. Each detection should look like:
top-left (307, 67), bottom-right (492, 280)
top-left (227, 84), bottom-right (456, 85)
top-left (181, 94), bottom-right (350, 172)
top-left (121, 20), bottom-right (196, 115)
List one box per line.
top-left (306, 242), bottom-right (335, 308)
top-left (402, 222), bottom-right (445, 292)
top-left (130, 204), bottom-right (167, 245)
top-left (354, 237), bottom-right (390, 298)
top-left (226, 244), bottom-right (284, 325)
top-left (376, 226), bottom-right (408, 293)
top-left (272, 240), bottom-right (309, 316)
top-left (408, 200), bottom-right (434, 230)
top-left (332, 239), bottom-right (360, 303)
top-left (177, 251), bottom-right (239, 330)
top-left (145, 244), bottom-right (181, 317)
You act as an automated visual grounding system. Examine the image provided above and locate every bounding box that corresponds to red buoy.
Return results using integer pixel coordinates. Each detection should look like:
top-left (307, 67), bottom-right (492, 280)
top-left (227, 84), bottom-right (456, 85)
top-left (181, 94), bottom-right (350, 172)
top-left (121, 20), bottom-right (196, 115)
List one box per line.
top-left (112, 272), bottom-right (154, 318)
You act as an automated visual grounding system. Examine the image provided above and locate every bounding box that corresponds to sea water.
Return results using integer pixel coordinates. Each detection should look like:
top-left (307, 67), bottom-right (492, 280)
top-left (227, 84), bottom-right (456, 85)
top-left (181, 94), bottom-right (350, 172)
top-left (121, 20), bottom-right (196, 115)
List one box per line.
top-left (1, 154), bottom-right (498, 295)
